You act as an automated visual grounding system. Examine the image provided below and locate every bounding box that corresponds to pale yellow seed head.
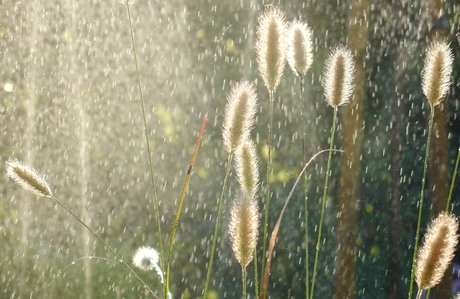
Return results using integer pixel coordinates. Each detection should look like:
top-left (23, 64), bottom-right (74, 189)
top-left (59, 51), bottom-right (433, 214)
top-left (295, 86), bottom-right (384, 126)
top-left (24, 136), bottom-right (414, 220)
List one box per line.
top-left (415, 212), bottom-right (459, 290)
top-left (222, 81), bottom-right (258, 153)
top-left (235, 139), bottom-right (259, 198)
top-left (287, 21), bottom-right (314, 77)
top-left (422, 40), bottom-right (453, 107)
top-left (322, 45), bottom-right (355, 108)
top-left (256, 6), bottom-right (287, 93)
top-left (6, 159), bottom-right (53, 197)
top-left (228, 192), bottom-right (259, 268)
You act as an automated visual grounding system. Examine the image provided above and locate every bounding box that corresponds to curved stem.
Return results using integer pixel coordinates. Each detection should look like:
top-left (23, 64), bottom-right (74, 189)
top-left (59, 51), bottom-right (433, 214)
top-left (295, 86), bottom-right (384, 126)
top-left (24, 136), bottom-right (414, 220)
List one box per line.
top-left (261, 90), bottom-right (275, 280)
top-left (310, 107), bottom-right (338, 299)
top-left (408, 105), bottom-right (434, 299)
top-left (50, 195), bottom-right (156, 297)
top-left (203, 153), bottom-right (233, 298)
top-left (125, 3), bottom-right (164, 273)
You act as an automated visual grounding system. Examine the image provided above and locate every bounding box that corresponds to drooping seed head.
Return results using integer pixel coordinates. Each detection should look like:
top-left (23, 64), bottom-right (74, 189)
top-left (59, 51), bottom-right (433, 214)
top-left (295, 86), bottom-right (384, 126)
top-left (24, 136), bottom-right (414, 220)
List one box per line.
top-left (228, 192), bottom-right (259, 268)
top-left (422, 40), bottom-right (453, 107)
top-left (287, 21), bottom-right (314, 77)
top-left (6, 159), bottom-right (53, 197)
top-left (235, 139), bottom-right (259, 198)
top-left (256, 6), bottom-right (287, 93)
top-left (222, 81), bottom-right (258, 154)
top-left (322, 45), bottom-right (355, 108)
top-left (415, 212), bottom-right (459, 290)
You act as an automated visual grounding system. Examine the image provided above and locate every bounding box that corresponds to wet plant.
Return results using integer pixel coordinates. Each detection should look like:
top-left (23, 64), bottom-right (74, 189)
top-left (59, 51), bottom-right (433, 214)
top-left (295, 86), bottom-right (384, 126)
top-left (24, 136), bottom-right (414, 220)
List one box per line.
top-left (255, 6), bottom-right (287, 280)
top-left (310, 45), bottom-right (355, 299)
top-left (408, 40), bottom-right (454, 299)
top-left (203, 80), bottom-right (258, 299)
top-left (5, 159), bottom-right (157, 297)
top-left (286, 19), bottom-right (314, 299)
top-left (414, 212), bottom-right (458, 299)
top-left (120, 0), bottom-right (165, 282)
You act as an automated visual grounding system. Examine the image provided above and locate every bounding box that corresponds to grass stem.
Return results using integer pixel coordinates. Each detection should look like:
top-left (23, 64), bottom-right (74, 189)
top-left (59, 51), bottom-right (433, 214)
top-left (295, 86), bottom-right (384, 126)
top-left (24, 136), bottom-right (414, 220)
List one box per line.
top-left (203, 153), bottom-right (233, 298)
top-left (408, 104), bottom-right (434, 299)
top-left (261, 90), bottom-right (275, 280)
top-left (310, 107), bottom-right (338, 299)
top-left (50, 195), bottom-right (156, 297)
top-left (124, 2), bottom-right (165, 277)
top-left (445, 147), bottom-right (460, 212)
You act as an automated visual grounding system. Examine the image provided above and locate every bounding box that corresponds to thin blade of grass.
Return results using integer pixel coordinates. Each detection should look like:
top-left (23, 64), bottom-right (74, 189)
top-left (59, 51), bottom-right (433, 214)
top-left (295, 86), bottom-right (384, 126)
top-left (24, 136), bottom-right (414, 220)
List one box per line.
top-left (165, 112), bottom-right (208, 298)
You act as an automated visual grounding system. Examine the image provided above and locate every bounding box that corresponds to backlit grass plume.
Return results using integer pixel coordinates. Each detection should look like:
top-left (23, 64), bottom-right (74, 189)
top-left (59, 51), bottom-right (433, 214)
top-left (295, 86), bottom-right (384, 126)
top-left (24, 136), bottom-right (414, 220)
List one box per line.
top-left (229, 191), bottom-right (259, 298)
top-left (222, 81), bottom-right (258, 154)
top-left (408, 41), bottom-right (454, 299)
top-left (256, 5), bottom-right (287, 280)
top-left (310, 45), bottom-right (355, 299)
top-left (256, 5), bottom-right (287, 94)
top-left (204, 80), bottom-right (258, 298)
top-left (421, 40), bottom-right (453, 107)
top-left (287, 21), bottom-right (313, 78)
top-left (6, 159), bottom-right (155, 296)
top-left (6, 159), bottom-right (52, 197)
top-left (322, 45), bottom-right (355, 108)
top-left (415, 212), bottom-right (458, 299)
top-left (235, 139), bottom-right (259, 198)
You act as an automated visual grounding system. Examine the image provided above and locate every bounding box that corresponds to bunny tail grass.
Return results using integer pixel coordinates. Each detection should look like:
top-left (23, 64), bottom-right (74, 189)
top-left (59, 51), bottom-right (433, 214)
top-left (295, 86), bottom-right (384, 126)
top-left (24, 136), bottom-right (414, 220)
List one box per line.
top-left (322, 45), bottom-right (355, 108)
top-left (421, 40), bottom-right (453, 107)
top-left (229, 192), bottom-right (259, 299)
top-left (124, 1), bottom-right (165, 283)
top-left (229, 192), bottom-right (259, 268)
top-left (235, 139), bottom-right (260, 199)
top-left (415, 212), bottom-right (458, 291)
top-left (408, 41), bottom-right (454, 299)
top-left (5, 161), bottom-right (157, 296)
top-left (287, 20), bottom-right (313, 78)
top-left (6, 159), bottom-right (53, 197)
top-left (222, 81), bottom-right (258, 154)
top-left (256, 5), bottom-right (287, 94)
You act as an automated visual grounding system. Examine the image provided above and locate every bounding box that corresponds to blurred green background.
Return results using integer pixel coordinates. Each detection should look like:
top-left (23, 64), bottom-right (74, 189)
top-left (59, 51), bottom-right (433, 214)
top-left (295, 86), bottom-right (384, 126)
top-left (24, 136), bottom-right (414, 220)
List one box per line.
top-left (1, 0), bottom-right (460, 298)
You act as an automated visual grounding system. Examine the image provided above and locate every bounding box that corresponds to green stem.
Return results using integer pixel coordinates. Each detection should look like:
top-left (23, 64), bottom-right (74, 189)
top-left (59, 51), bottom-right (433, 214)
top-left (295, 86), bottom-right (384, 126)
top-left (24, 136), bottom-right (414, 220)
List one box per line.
top-left (50, 195), bottom-right (155, 297)
top-left (261, 90), bottom-right (274, 281)
top-left (203, 153), bottom-right (233, 298)
top-left (300, 76), bottom-right (310, 299)
top-left (408, 105), bottom-right (434, 299)
top-left (242, 266), bottom-right (247, 299)
top-left (310, 107), bottom-right (338, 299)
top-left (445, 147), bottom-right (460, 212)
top-left (125, 3), bottom-right (164, 273)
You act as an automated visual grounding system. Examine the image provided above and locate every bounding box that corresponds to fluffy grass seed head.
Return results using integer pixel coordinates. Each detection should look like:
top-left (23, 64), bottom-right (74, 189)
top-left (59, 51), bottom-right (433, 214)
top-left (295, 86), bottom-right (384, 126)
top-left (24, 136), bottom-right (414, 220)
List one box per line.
top-left (256, 6), bottom-right (287, 93)
top-left (235, 139), bottom-right (259, 198)
top-left (287, 21), bottom-right (313, 77)
top-left (6, 159), bottom-right (52, 197)
top-left (415, 212), bottom-right (459, 290)
top-left (133, 246), bottom-right (160, 272)
top-left (228, 192), bottom-right (259, 268)
top-left (222, 81), bottom-right (258, 154)
top-left (422, 40), bottom-right (453, 107)
top-left (322, 45), bottom-right (355, 108)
